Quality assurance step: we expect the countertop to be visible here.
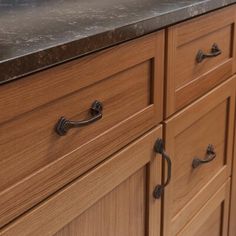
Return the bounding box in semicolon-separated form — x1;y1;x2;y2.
1;0;236;84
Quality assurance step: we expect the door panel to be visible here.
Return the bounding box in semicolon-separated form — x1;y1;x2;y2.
163;77;235;236
178;179;230;236
54;167;147;236
0;126;163;236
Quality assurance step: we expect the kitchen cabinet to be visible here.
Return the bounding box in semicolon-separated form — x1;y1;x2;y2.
0;4;236;236
0;31;164;227
1;127;163;236
163;77;235;236
229;110;236;236
166;6;236;117
177;179;231;236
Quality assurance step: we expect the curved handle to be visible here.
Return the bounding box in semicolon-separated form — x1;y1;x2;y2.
55;100;103;136
153;138;172;199
196;43;221;63
192;144;216;169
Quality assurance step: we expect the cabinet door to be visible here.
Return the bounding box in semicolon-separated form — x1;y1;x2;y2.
0;126;163;236
178;179;231;236
229;107;236;236
163;77;235;236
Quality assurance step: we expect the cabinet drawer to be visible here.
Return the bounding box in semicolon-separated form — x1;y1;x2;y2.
178;179;230;236
0;126;163;236
0;31;164;227
166;6;236;116
163;76;235;236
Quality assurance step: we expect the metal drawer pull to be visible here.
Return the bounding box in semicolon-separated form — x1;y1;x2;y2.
55;100;103;136
196;43;221;63
192;144;216;169
153;138;172;199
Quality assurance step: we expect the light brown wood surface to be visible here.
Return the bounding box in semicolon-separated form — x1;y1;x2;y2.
177;179;231;236
0;126;163;236
163;77;236;236
0;32;163;125
54;167;147;236
0;5;236;236
166;6;236;117
0;31;164;227
229;80;236;236
232;5;236;73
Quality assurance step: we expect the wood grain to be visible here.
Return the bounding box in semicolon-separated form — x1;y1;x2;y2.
0;61;151;191
0;32;161;125
0;126;163;236
166;6;236;117
0;31;165;227
163;77;236;236
233;5;236;73
54;167;147;236
229;75;236;236
177;179;231;236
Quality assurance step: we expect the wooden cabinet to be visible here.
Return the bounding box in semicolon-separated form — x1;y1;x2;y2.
54;168;148;236
0;31;164;227
0;126;163;236
166;6;236;117
163;77;235;236
178;179;231;236
0;5;236;236
229;106;236;236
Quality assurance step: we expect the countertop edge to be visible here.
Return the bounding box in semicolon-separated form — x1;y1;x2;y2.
1;1;235;85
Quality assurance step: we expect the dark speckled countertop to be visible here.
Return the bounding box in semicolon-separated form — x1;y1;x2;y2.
1;0;236;84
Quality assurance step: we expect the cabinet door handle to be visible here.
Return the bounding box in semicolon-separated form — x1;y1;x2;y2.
192;144;216;169
153;138;172;199
55;100;103;136
196;43;221;63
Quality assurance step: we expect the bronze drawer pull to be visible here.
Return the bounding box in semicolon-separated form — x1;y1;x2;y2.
55;100;103;136
192;144;216;169
153;138;172;199
196;43;221;63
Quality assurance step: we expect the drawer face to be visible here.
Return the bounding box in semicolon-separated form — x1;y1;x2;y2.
166;6;236;117
176;25;232;89
0;31;164;227
163;77;235;236
0;126;163;236
0;60;152;191
178;179;230;236
172;100;227;215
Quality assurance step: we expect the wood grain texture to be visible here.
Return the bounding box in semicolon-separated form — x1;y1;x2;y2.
195;205;223;236
0;30;165;227
54;167;147;236
1;61;151;191
175;7;235;46
0;32;161;125
166;6;236;117
0;126;163;236
176;25;232;89
177;179;231;236
229;75;236;236
163;77;236;236
232;5;236;74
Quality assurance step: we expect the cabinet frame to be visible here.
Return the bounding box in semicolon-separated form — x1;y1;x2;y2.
162;77;236;236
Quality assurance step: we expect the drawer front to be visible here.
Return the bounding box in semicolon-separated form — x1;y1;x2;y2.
166;6;236;116
0;126;163;236
178;179;230;236
0;31;164;227
163;77;235;236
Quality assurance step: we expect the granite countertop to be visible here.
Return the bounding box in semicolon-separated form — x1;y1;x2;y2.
1;0;236;84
